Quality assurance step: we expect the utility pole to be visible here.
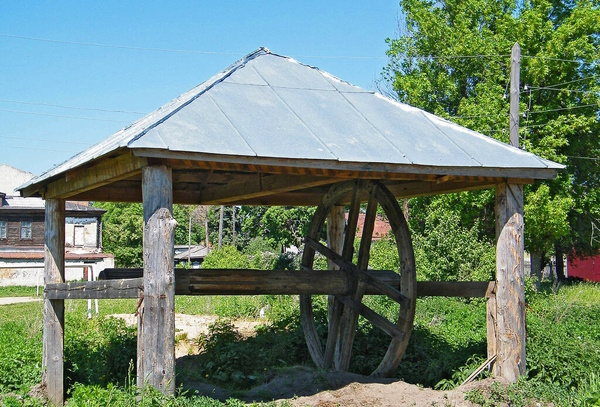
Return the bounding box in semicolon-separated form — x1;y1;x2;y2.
509;42;520;147
218;205;224;249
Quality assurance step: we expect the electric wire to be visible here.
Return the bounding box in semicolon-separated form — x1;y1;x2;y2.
0;98;144;115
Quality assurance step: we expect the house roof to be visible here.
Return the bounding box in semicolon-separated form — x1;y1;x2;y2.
18;48;562;206
0;195;105;216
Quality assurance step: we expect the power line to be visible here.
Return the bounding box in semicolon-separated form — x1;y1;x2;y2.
0;144;81;153
1;135;93;146
524;87;598;95
0;34;244;56
527;104;599;115
567;155;600;161
0;108;129;123
0;98;144;115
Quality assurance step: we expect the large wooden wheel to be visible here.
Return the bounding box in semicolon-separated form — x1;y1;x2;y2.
300;180;416;377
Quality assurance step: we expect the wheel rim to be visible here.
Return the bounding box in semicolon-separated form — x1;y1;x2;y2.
300;180;416;377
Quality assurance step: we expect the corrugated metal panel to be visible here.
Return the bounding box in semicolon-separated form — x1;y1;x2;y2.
19;47;563;191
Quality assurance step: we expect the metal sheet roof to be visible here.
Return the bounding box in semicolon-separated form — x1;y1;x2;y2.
20;47;562;191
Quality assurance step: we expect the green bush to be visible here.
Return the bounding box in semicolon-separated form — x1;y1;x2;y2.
202;245;250;269
0;321;42;393
65;315;137;388
412;207;495;281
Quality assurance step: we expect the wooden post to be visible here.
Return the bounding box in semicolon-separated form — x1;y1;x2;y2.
495;183;526;382
43;198;65;405
139;165;176;394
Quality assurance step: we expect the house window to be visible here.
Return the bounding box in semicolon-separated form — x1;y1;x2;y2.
0;221;6;239
20;221;32;239
74;225;85;247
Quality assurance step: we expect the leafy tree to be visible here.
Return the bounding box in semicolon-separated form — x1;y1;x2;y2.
385;0;600;279
238;206;315;252
201;245;250;269
93;202;144;267
94;202;206;267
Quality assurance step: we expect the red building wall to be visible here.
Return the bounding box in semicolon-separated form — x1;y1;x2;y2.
567;254;600;282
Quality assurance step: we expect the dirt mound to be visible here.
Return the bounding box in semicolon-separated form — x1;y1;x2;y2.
183;366;507;406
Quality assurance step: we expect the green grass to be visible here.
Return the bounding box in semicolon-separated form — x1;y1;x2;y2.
0;286;39;297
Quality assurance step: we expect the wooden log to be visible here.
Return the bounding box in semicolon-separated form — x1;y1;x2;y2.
43;199;65;406
95;268;494;298
141;165;176;395
495;182;526;382
45;279;143;299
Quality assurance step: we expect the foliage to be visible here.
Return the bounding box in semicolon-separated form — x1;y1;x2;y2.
93;203;207;267
190;304;317;390
412;206;496;281
64;315;137;388
93;202;144;267
385;0;600;261
201;245;251;269
239;206;315;251
0;286;37;298
0;319;42;394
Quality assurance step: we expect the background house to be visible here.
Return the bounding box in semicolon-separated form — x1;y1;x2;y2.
0;164;113;286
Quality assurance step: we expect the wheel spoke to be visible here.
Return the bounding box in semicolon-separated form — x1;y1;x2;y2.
357;184;379;271
342;181;362;262
336;295;405;341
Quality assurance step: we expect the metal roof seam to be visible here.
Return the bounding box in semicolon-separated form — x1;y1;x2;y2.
250;64;340;160
204;92;258;157
336;89;410;162
128;48;270;146
419;111;485;167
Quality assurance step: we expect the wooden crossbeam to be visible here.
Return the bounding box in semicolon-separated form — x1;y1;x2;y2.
197;174;339;205
45;269;495;300
46;278;143;299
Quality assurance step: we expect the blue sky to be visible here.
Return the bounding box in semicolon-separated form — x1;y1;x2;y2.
0;1;402;177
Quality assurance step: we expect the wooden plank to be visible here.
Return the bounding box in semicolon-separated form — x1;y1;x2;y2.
141;165;176;395
43;199;65;406
45;279;143;299
416;281;492;297
494;182;525;382
96;268;493;298
185;269;349;295
198;174;338;204
135;149;556;180
28;152;147;199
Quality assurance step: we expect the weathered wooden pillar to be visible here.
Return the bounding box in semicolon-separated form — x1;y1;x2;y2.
43;198;65;405
139;165;177;394
494;183;526;382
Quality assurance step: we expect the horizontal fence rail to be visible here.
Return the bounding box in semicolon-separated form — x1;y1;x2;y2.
44;268;495;300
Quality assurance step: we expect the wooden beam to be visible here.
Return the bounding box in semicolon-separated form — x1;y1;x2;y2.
45;278;143;299
43;199;65;406
197;174;339;205
416;281;493;297
140;165;176;394
495;182;525;382
32;153;148;199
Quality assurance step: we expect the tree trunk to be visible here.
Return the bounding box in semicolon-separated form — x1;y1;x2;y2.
530;251;543;291
555;245;565;281
218;205;224;249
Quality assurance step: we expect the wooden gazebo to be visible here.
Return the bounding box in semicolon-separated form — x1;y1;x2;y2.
19;48;561;405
